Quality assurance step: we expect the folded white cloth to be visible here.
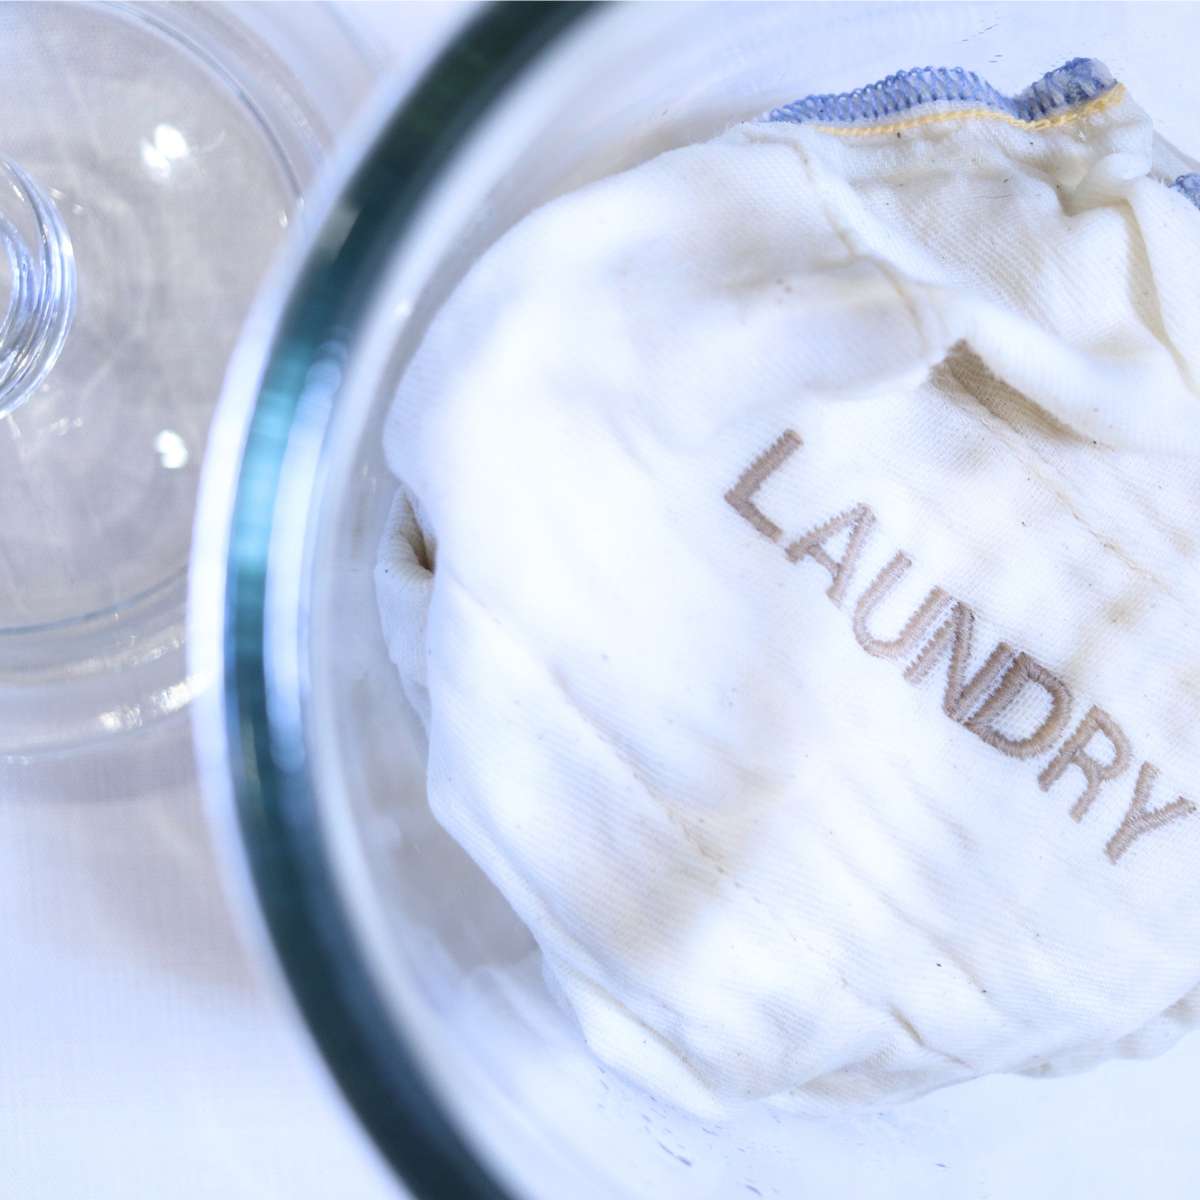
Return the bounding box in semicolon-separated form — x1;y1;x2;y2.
377;59;1200;1117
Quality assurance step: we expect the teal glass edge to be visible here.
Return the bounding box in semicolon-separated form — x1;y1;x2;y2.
223;5;597;1197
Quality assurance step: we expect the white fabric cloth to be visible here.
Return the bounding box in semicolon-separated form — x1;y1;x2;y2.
378;61;1200;1118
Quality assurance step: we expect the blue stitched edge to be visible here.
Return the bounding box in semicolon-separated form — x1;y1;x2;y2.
1173;174;1200;210
766;57;1116;126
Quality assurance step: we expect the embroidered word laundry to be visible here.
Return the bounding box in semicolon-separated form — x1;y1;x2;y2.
726;429;1197;865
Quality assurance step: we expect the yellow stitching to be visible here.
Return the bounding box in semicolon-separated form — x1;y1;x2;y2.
810;83;1126;139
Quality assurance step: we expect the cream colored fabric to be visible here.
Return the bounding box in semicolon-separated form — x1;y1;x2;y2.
377;65;1200;1117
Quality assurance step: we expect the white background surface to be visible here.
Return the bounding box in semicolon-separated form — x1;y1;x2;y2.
0;5;467;1198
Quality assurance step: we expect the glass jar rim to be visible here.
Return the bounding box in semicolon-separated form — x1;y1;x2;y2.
192;6;597;1198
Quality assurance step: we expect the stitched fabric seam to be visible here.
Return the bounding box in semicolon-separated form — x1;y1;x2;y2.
766;58;1117;128
809;84;1124;139
761;57;1198;209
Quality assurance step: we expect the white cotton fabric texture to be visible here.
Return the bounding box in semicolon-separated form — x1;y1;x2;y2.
377;67;1200;1118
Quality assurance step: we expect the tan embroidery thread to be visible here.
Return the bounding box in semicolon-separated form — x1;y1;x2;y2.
904;602;1013;723
786;504;876;607
965;653;1074;760
853;552;951;660
1039;706;1132;822
724;429;802;542
725;430;1197;864
1105;762;1198;864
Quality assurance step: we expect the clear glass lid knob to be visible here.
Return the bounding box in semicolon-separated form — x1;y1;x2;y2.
0;156;75;417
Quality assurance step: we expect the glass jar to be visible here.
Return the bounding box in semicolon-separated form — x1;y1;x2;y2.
190;5;1200;1198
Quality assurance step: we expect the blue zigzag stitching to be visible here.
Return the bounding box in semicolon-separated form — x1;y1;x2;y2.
766;57;1116;126
1173;174;1200;210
